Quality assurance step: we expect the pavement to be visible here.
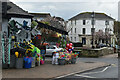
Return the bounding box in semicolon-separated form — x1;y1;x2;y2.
2;59;109;79
3;53;118;79
101;53;118;58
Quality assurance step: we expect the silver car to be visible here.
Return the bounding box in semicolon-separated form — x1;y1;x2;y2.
46;45;63;56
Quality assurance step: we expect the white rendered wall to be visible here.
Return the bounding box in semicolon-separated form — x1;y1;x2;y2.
67;19;114;42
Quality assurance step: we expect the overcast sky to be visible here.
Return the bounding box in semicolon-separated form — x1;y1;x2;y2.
10;0;119;20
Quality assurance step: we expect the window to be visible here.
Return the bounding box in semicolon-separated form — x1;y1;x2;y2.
83;20;86;25
75;28;76;33
75;19;76;25
74;37;76;41
71;20;72;25
71;37;72;41
105;20;109;25
102;39;104;43
71;28;72;33
83;28;86;34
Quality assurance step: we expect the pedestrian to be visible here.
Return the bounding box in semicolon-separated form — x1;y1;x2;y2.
52;51;59;65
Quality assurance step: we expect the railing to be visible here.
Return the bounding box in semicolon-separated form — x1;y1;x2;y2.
1;33;11;64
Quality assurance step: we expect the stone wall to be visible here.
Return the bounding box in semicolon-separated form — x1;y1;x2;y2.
80;47;114;57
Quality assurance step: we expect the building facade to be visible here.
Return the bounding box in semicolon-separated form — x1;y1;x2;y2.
67;12;115;47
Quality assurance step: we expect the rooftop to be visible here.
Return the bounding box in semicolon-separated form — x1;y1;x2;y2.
30;12;51;17
69;12;115;21
3;2;33;17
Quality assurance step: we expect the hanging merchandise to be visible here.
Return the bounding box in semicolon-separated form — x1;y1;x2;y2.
15;52;19;58
22;20;31;30
31;21;38;29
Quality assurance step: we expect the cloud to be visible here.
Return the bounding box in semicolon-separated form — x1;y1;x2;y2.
11;1;118;20
10;0;120;2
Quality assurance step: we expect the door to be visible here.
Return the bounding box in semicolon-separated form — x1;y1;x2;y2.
82;37;86;45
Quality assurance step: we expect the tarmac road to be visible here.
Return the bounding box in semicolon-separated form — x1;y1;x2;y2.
54;56;118;80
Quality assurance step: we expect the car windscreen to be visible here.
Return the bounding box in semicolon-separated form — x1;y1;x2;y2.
46;46;55;49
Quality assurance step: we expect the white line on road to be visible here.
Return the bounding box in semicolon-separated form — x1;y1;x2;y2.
82;66;109;75
55;65;110;79
74;74;96;78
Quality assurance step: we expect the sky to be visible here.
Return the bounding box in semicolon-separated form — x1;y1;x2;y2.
10;0;119;20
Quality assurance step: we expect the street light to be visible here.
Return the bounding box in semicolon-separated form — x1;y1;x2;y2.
105;20;109;46
91;12;95;48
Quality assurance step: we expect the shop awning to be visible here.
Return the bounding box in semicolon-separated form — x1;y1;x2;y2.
36;21;68;35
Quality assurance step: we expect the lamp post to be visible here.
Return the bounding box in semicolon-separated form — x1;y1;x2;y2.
105;20;109;46
91;12;95;48
117;36;120;57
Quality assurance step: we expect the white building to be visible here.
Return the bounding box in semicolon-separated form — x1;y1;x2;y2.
67;12;115;47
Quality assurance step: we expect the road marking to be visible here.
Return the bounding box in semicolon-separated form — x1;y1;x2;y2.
74;74;96;78
82;66;109;75
55;65;109;79
55;72;77;79
111;64;117;67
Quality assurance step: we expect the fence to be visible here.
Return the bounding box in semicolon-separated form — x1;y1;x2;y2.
1;32;11;64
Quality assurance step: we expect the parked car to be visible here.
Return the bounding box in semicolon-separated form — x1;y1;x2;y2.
46;45;63;56
96;43;107;48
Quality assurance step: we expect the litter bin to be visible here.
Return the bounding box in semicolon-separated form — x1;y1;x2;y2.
31;57;35;67
9;55;16;68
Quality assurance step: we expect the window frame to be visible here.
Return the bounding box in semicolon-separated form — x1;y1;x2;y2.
83;20;86;25
82;28;86;34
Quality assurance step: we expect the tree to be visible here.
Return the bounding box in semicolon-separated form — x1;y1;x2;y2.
95;29;111;44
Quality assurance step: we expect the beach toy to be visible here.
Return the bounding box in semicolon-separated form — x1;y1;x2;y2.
15;52;19;58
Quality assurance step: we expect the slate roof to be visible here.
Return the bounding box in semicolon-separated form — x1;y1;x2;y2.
69;12;115;21
30;13;51;18
6;2;33;17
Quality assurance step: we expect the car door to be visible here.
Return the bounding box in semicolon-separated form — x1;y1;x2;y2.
46;46;55;56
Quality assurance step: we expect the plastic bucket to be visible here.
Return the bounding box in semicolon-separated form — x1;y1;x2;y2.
9;55;16;68
31;57;35;68
24;62;31;68
58;59;65;65
71;58;76;64
15;58;23;69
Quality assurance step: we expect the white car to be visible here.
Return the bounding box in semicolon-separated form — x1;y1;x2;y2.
46;45;63;56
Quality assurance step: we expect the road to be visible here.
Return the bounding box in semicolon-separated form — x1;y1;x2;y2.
53;55;118;80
